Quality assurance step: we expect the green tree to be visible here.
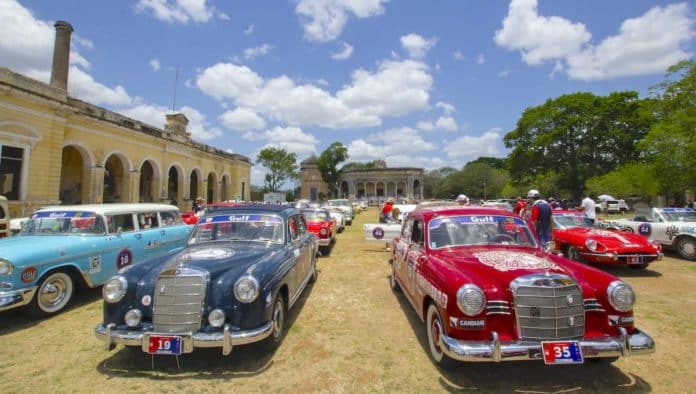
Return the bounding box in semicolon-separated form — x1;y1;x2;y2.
317;142;349;198
504;92;652;199
639;60;696;198
585;163;659;199
256;147;299;192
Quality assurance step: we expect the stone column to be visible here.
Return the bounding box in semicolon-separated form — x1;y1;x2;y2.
129;170;140;203
89;166;105;203
50;21;73;90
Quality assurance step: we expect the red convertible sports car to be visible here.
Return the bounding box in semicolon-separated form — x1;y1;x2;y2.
389;205;655;366
552;210;662;269
301;208;336;255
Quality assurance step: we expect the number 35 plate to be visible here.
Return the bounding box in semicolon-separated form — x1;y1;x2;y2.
147;335;182;355
541;341;583;364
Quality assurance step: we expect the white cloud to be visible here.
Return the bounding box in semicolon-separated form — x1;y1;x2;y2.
435;116;457;131
476;53;486;64
149;59;161;72
252;126;319;158
244;24;254;35
244;43;272;60
443;129;503;160
331;42;354;60
494;0;591;65
295;0;388;42
120;103;221;141
436;101;455;115
67;67;134;106
566;3;695;80
196;59;432;129
0;0;58;75
498;70;510;78
218;12;229;21
400;33;437;59
345;127;436;164
134;0;216;24
219;107;266;131
495;0;694;80
417;121;435;131
453;50;464;61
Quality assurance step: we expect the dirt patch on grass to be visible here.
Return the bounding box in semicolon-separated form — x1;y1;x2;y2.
1;207;694;393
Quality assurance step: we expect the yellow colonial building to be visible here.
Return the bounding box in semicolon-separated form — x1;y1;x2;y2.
0;21;250;218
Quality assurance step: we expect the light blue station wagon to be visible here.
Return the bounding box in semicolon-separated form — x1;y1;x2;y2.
0;203;192;316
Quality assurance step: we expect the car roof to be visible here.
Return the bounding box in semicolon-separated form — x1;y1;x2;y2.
33;203;180;215
413;205;518;220
206;204;297;218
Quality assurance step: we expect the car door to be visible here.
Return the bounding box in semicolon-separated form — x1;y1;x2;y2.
405;219;425;303
157;210;190;254
294;214;313;285
393;219;412;289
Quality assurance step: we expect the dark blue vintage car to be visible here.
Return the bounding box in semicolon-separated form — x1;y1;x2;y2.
95;205;318;356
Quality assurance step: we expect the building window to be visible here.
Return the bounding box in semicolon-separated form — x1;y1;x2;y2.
0;145;23;200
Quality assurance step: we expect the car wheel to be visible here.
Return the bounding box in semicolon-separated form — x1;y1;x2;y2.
566;246;584;263
426;303;455;368
27;270;75;317
676;237;696;261
309;249;318;283
389;262;400;292
620;227;634;233
261;294;287;350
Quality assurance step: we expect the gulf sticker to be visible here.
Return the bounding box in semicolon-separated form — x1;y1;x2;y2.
638;223;651;236
116;249;133;270
21;267;38;283
372;227;385;239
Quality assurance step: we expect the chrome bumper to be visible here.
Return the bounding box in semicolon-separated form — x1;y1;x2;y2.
95;321;274;356
317;237;332;246
440;327;655;362
0;287;37;312
581;251;663;262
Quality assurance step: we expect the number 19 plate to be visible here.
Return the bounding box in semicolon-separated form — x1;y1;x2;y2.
147;335;182;355
541;341;583;364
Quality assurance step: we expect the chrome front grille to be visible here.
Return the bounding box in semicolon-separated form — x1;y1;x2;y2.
511;274;585;341
152;267;207;333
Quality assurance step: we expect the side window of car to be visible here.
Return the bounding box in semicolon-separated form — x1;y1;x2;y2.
288;216;300;240
402;219;413;239
297;215;308;235
159;211;182;227
109;213;135;233
137;212;159;229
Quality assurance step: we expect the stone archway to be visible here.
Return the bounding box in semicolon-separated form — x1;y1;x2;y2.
340;181;349;199
139;160;160;202
59;145;88;204
206;172;217;203
103;154;128;203
413;179;422;200
167;165;184;206
189;169;201;201
220;175;229;201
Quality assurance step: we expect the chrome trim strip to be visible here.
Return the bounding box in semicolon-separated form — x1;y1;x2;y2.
439;328;655;362
583;298;606;312
95;321;274;355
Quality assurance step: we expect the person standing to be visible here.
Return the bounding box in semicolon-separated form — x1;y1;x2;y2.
578;193;597;224
513;196;527;216
528;189;553;244
455;194;470;206
380;198;394;223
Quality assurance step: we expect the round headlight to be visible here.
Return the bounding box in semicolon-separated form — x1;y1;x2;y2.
585;239;598;251
456;284;486;316
320;228;328;236
0;259;14;275
103;276;128;303
124;309;142;327
234;276;260;303
208;309;226;327
607;281;635;312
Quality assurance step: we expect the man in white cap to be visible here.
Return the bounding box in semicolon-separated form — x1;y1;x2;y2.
456;194;470;206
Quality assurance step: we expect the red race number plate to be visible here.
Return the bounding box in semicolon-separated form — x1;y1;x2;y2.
147;335;182;355
541;341;583;364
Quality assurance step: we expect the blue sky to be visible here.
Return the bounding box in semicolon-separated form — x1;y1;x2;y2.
1;0;694;186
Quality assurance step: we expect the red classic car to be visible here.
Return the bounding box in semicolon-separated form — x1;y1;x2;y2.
552;210;662;269
389;205;655;366
301;208;336;255
182;202;244;225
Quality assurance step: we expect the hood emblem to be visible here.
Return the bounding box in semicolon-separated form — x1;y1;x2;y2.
566;294;574;305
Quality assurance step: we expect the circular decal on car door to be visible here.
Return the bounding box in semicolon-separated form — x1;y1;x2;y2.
21;267;38;283
372;227;385;239
638;223;651;236
116;249;133;270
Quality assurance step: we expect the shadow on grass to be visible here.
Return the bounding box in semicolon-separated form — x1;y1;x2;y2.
94;280;316;380
599;264;663;278
387;275;652;394
0;286;102;335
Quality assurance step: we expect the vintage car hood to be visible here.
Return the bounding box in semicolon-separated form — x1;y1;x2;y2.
555;227;652;248
133;241;281;285
0;235;100;266
430;246;613;298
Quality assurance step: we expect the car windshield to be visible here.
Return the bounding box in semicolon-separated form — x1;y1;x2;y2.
188;214;284;244
659;209;696;222
20;211;105;235
302;209;330;221
328;200;349;207
428;215;537;249
553;213;594;228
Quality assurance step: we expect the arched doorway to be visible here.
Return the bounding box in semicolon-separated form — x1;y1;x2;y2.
206;172;217;203
60;146;86;204
413;179;422;200
167;166;182;205
189;170;200;201
340;181;349;199
220;175;229;201
139;160;158;202
103;154;127;203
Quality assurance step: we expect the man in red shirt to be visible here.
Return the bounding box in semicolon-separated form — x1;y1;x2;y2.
513;196;527;216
